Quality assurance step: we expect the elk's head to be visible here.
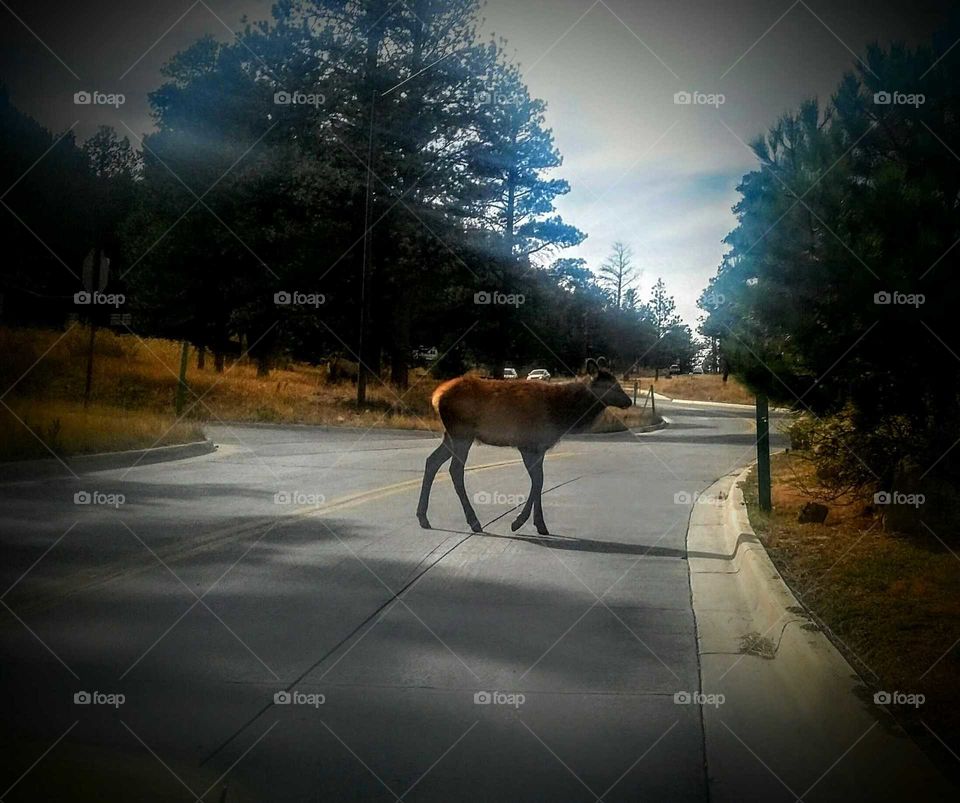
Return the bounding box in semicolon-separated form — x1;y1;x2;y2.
585;357;632;409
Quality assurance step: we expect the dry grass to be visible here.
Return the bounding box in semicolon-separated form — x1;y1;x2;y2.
590;406;658;433
0;401;205;462
631;373;754;405
0;325;665;459
0;325;438;460
742;452;960;775
0;324;441;428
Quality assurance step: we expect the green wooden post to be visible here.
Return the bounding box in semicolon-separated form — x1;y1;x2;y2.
650;385;656;421
175;341;189;417
633;380;638;405
756;393;772;511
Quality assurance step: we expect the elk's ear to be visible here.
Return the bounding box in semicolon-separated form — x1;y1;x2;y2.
596;356;608;369
585;358;599;377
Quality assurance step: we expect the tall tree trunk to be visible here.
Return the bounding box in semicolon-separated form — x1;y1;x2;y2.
505;136;518;255
196;344;206;370
213;308;228;373
390;301;410;389
357;5;385;406
384;1;426;394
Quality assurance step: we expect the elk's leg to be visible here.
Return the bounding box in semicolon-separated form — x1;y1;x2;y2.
449;436;482;533
529;449;549;535
417;432;454;529
511;448;538;532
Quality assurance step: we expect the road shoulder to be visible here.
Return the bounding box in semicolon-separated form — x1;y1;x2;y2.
687;466;954;802
0;439;217;483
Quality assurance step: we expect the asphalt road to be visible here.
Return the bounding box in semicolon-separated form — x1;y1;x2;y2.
0;401;788;801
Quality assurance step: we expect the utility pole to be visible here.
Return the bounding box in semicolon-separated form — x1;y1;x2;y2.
756;393;772;511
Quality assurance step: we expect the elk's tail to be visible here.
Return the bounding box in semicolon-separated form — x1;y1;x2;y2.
431;378;459;414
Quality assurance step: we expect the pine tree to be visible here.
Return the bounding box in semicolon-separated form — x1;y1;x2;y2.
649;277;680;337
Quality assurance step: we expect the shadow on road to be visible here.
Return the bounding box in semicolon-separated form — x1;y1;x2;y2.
475;529;759;562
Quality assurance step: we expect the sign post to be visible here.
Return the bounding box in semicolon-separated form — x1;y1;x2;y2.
756;393;772;511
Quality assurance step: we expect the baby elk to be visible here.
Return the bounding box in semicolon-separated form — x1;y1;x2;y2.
416;358;632;535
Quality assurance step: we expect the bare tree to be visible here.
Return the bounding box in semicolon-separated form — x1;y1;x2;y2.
597;241;638;308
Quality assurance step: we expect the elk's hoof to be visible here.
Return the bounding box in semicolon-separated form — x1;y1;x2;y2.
417;514;431;530
536;525;550;536
510;517;524;532
469;520;483;533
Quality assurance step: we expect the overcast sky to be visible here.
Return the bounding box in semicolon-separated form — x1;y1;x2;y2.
0;0;953;325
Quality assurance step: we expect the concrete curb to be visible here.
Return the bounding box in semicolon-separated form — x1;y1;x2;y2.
631;419;667;434
657;396;793;413
0;440;217;483
688;466;954;802
208;420;438;438
581;417;666;437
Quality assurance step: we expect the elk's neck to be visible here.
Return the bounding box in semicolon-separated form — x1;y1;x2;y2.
559;383;605;433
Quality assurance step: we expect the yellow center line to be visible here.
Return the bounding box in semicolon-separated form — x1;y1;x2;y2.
9;451;574;614
295;451;574;518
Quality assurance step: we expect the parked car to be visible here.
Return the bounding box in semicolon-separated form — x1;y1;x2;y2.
526;368;551;381
412;345;439;361
692;365;704;374
503;367;518;379
669;363;681;376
